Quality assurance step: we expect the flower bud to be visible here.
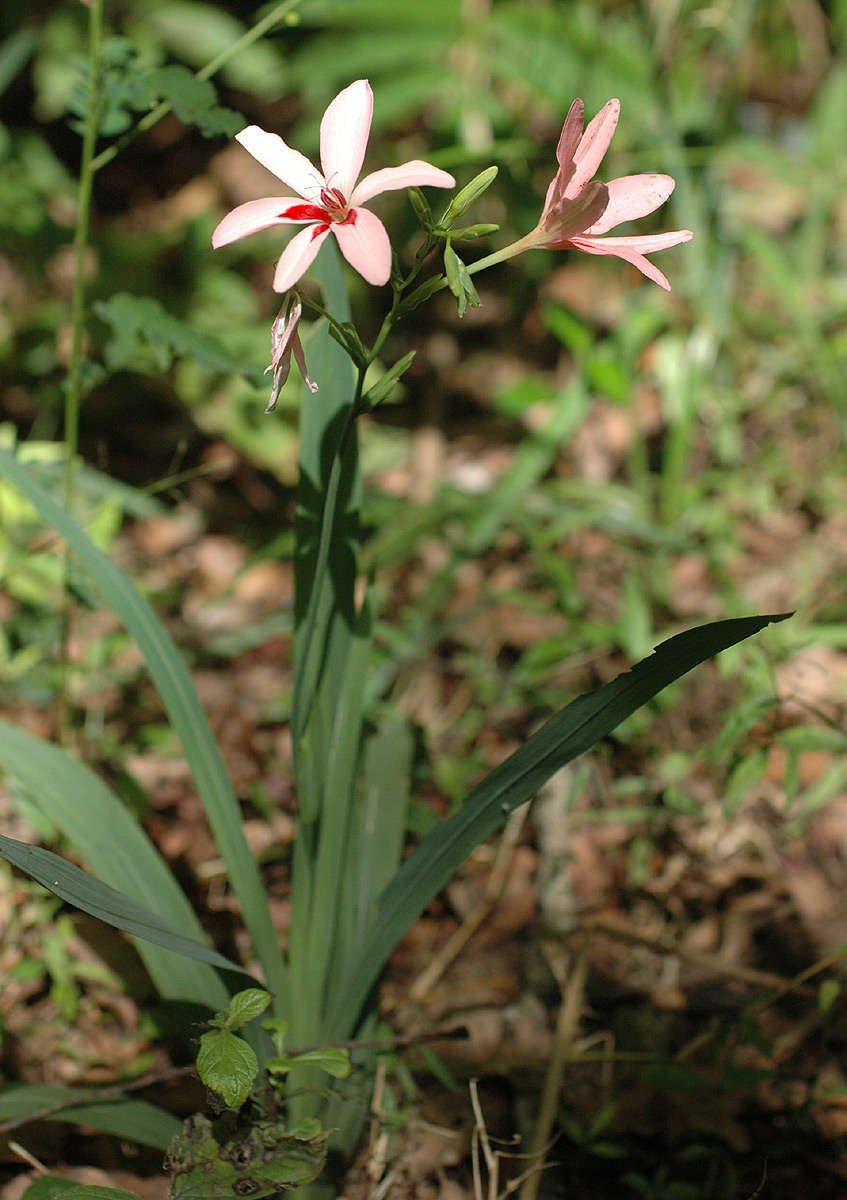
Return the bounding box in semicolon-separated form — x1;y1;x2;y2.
439;165;498;227
449;222;500;241
407;187;433;229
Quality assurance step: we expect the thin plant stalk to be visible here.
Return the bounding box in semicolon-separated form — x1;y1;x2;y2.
64;0;103;506
58;0;103;736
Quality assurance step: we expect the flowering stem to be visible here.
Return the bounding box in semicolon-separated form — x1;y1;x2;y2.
466;231;541;274
89;0;306;175
298;293;364;364
291;368;365;761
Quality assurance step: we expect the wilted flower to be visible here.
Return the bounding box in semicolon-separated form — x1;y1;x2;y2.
528;98;693;291
212;80;455;292
265;293;317;411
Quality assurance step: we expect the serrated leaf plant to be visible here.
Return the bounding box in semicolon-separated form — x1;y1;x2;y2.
0;2;791;1195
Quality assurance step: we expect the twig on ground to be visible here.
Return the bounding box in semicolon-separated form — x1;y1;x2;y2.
578;919;810;993
519;942;589;1200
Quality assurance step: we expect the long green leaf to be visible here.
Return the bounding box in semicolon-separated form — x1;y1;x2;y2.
0;446;288;1013
0;718;230;1006
0;1084;180;1149
0;833;249;976
326;612;791;1034
288;240;362;1051
305;592;372;1022
291;238;358;776
332;715;413;1006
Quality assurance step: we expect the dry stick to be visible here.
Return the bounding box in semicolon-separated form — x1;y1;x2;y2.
519;943;589;1200
365;1058;390;1199
470;1078;498;1200
409;803;530;1003
9;1142;45;1172
577;919;808;994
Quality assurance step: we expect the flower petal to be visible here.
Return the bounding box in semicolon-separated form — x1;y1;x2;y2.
578;230;694;252
292;331;319;394
332;207;392;285
557;98;585;171
351;161;455;207
236;126;324;198
320;79;373;200
273;223;331;292
569;235;679;290
583;174;676;234
538;180;609;244
540;99;586;219
212;197;302;248
565;98;620;197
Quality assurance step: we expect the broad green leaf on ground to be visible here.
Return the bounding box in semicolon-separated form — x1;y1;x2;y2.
0;833;250;977
325;612;791;1035
0;1084;180;1148
0;718;230;1006
197;1028;258;1109
0;447;288;1013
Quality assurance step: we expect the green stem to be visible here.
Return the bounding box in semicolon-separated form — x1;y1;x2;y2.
59;0;103;736
466;230;540;274
64;0;103;505
290;221;541;736
89;0;306;175
290;371;365;760
373;229;540;349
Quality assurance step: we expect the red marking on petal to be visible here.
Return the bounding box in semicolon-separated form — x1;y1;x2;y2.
310;223;330;240
280;204;330;221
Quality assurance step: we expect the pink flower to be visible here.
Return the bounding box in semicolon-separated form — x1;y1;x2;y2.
265;293;318;411
212;80;455;292
533;98;693;291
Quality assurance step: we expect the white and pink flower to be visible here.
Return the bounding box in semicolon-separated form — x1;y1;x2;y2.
212;80;455;292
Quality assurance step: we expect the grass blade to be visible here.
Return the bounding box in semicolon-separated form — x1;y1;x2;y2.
326;613;791;1034
0;1084;179;1149
0;718;231;1005
0;446;288;1012
0;833;250;976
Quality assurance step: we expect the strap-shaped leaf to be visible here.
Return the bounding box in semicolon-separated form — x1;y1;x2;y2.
0;833;250;976
0;444;288;1012
0;1084;179;1149
326;612;791;1034
0;717;229;1007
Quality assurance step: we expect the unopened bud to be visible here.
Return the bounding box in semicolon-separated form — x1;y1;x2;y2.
439;165;498;227
449;222;500;241
407;187;433;229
